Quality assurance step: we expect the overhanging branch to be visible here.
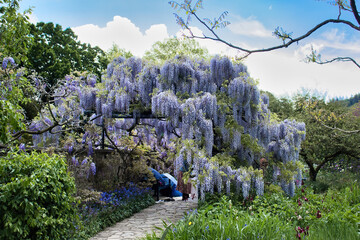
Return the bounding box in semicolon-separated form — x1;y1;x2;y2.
190;17;360;58
318;120;360;134
314;56;360;69
174;2;360;60
350;0;360;25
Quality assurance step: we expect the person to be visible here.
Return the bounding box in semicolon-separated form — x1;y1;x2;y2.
176;159;192;201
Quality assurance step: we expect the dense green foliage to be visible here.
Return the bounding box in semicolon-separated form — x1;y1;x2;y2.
146;183;360;240
0;151;79;240
308;163;360;193
0;0;32;63
297;95;360;181
105;43;134;62
1;0;109;138
0;56;35;143
27;22;107;86
0;100;25;143
347;93;360;106
262;91;294;120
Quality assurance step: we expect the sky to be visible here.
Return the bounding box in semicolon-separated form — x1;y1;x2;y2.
20;0;360;99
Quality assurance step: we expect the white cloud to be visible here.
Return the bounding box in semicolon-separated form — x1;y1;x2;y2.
177;26;240;57
228;15;272;38
27;13;39;24
244;49;360;99
295;29;360;59
319;29;360;53
322;28;345;43
294;43;325;60
72;16;169;56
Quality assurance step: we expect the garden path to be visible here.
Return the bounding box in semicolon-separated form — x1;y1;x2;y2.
90;197;198;240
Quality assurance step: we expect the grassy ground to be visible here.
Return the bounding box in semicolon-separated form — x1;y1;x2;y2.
144;169;360;240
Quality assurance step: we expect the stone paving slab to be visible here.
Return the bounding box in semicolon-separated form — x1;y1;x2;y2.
90;198;198;240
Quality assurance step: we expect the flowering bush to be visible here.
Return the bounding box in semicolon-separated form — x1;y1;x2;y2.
76;184;154;239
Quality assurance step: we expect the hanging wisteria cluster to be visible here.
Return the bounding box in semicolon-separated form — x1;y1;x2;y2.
29;55;305;198
174;142;264;200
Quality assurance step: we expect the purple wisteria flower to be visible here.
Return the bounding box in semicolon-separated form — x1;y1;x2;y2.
19;143;25;152
16;71;24;80
68;145;74;154
87;75;97;87
90;162;96;175
88;142;93;156
81;158;88;165
2;57;15;70
72;156;79;166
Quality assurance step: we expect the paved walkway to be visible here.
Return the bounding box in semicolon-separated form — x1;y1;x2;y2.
90;197;198;240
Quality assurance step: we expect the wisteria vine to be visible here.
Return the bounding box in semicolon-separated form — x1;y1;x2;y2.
23;55;305;198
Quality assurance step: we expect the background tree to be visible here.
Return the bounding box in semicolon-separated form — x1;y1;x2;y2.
268;93;360;181
262;91;295;121
143;37;210;64
26;22;107;86
105;43;133;62
334;92;360;106
298;95;360;181
0;0;32;63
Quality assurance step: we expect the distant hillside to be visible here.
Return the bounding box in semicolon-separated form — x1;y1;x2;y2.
333;93;360;107
347;93;360;106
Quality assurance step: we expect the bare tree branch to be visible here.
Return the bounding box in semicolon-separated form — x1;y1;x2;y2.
315;56;360;68
315;148;360;172
47;101;59;126
103;127;124;156
189;16;360;58
318;120;360;134
11;118;72;140
172;1;360;61
350;0;360;25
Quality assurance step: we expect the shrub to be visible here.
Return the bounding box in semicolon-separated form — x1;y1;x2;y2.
0;151;79;240
315;168;359;191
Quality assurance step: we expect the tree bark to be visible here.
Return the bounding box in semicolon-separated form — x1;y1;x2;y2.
308;166;318;182
301;155;318;181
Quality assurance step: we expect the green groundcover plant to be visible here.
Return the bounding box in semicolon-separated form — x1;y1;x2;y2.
0;150;79;240
145;184;360;240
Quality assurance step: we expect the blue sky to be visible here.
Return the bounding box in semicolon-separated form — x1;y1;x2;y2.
20;0;360;98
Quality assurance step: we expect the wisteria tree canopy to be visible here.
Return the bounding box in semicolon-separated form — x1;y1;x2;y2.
18;54;305;199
